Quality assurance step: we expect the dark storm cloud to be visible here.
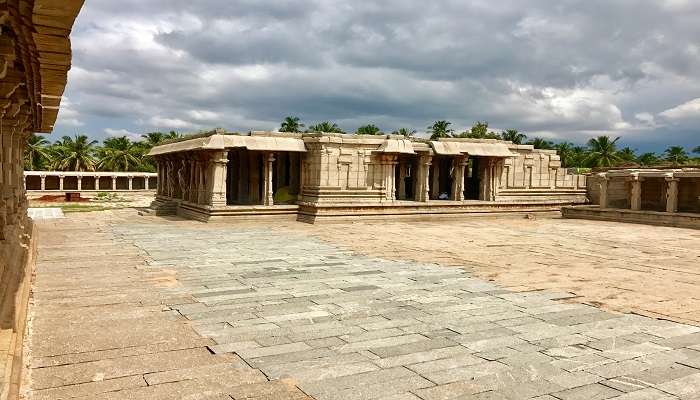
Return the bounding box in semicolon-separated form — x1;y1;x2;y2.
55;0;700;151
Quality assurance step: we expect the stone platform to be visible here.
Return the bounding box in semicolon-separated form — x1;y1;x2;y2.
25;210;700;399
562;206;700;230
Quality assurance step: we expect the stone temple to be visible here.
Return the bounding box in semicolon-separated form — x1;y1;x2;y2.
149;131;588;223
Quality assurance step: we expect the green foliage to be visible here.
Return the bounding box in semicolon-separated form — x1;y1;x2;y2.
355;124;383;135
637;152;660;166
97;136;148;172
391;128;417;137
24;134;52;171
585;136;622;167
280;116;304;133
527;138;555;150
616;147;638;163
501;129;527;144
694;146;700;155
49;135;99;171
307;121;345;133
663;146;689;165
428;120;454;140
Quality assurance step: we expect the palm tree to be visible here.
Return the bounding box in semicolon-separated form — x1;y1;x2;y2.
165;131;182;140
585;136;622;168
24;134;52;170
637;152;660;166
355;124;382;135
428;120;453;140
280;116;304;133
528;138;555;150
554;142;575;168
693;146;700;155
50;135;98;171
569;146;589;168
307;122;345;133
501;129;527;144
141;132;166;148
617;147;638;163
663;146;689;166
97;136;146;172
391;128;416;137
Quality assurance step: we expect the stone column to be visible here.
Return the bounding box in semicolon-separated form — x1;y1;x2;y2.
77;176;82;191
23;175;27;192
451;156;468;201
95;176;100;191
209;150;229;207
630;176;642;211
59;175;65;191
666;177;680;213
398;162;407;200
249;152;260;204
40;175;46;191
598;174;609;208
198;161;207;205
144;176;149;191
415;154;432;202
128;176;133;191
112;176;117;191
262;152;275;206
431;161;440;199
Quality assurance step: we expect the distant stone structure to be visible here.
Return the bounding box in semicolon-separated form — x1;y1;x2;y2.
0;1;83;398
24;171;158;192
563;168;700;229
149;131;587;222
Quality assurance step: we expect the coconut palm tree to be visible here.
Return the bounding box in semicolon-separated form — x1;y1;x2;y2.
663;146;689;166
24;134;52;170
569;146;589;168
355;124;382;135
554;142;575;168
428;120;453;140
617;147;638;163
50;135;98;171
280;116;304;133
141;132;166;148
527;138;555;150
693;146;700;155
165;131;182;140
585;136;622;167
501;129;527;144
637;152;660;166
97;136;146;172
307;122;345;133
391;128;417;137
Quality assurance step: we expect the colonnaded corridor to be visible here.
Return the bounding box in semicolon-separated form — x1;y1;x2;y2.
26;211;700;399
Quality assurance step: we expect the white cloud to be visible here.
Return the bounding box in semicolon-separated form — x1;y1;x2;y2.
148;116;195;129
659;98;700;121
104;128;141;141
54;97;84;128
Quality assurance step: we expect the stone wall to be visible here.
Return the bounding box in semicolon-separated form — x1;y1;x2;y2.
0;1;82;398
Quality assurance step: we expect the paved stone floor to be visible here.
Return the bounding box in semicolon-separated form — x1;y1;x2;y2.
26;211;700;399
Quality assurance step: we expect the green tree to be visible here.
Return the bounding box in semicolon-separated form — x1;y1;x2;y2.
693;146;700;155
554;142;575;168
355;124;382;135
585;136;622;167
307;121;345;133
24;134;52;171
141;132;166;148
391;128;416;137
501;129;527;144
97;136;147;172
527;138;555;150
50;135;98;171
280;116;304;133
454;121;501;139
428;120;453;140
663;146;689;166
569;146;589;168
165;131;182;140
617;147;638;163
637;152;660;166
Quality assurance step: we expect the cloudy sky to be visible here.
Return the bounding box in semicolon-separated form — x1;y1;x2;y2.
54;0;700;152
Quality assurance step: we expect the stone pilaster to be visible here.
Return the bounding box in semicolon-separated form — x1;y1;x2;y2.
416;154;432;202
666;177;680;213
451;156;468;201
263;152;275;206
629;176;642;211
209;150;229;207
598;174;609;208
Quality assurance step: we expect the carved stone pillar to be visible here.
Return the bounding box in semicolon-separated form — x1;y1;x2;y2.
263;152;275;205
416;154;432;202
598;174;609;208
209;150;229;207
144;176;149;191
77;176;82;191
451;156;468;201
112;176;117;191
59;175;65;191
431;161;440;200
198;160;207;205
94;176;100;191
629;176;642;211
666;177;680;213
40;175;46;191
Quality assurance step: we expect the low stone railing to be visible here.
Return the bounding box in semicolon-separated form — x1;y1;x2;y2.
24;171;158;192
